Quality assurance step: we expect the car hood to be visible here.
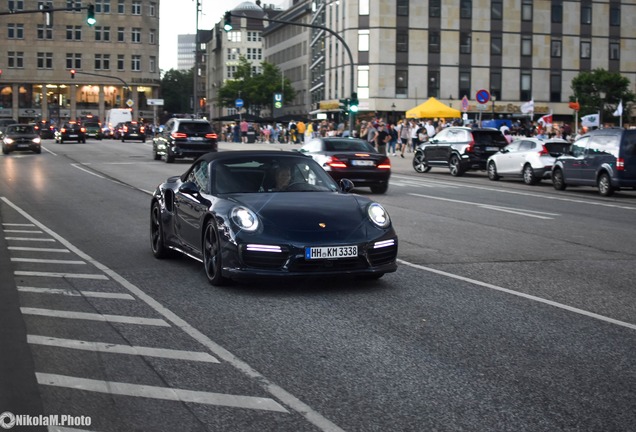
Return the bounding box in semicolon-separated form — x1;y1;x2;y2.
227;192;379;243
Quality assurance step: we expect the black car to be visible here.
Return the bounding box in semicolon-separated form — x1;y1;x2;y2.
150;151;398;285
121;121;146;142
84;121;103;140
552;128;636;196
300;137;391;194
55;121;86;143
2;123;41;154
413;127;508;176
152;118;218;163
34;120;56;139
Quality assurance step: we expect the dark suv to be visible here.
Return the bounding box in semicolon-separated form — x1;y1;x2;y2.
413;127;508;176
121;121;146;142
55;121;86;143
152;118;218;163
552;128;636;196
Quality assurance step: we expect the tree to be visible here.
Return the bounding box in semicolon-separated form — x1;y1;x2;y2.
570;69;634;122
159;68;193;117
217;57;296;116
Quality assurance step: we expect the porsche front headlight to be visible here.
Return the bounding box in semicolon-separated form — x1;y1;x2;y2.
367;203;390;228
231;206;259;231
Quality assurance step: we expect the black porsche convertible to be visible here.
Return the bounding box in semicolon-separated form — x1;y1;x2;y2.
150;151;398;285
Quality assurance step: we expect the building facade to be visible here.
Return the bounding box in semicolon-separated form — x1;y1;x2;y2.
177;34;196;71
0;0;161;124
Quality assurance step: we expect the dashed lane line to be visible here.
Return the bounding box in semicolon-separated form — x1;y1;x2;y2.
18;286;135;300
20;307;171;327
14;271;108;280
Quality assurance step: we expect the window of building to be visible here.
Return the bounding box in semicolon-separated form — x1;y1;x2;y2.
132;28;141;43
610;6;620;26
460;32;471;54
149;56;156;73
551;39;562;57
520;71;532;101
37;52;53;69
8;1;24;10
37;24;53;40
358;30;369;52
359;0;369;15
459;69;471;98
490;71;501;100
429;0;441;18
226;31;241;43
397;0;408;16
117;54;124;70
149;2;156;16
357;66;369;99
247;31;261;42
117;0;124;14
65;53;82;69
227;65;236;79
8;51;24;68
96;0;110;13
397;32;408;52
460;0;472;19
66;25;82;41
521;35;532;56
581;5;592;24
131;55;141;71
580;41;591;59
550;73;561;102
428;71;439;98
491;0;502;20
491;35;502;56
551;4;562;23
149;29;156;44
117;27;125;42
396;69;408;96
429;31;440;53
95;26;110;41
610;41;620;60
521;0;532;21
95;53;111;70
132;0;142;15
8;24;24;39
66;0;82;9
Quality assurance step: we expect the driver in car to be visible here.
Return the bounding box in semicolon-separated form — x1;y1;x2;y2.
272;165;292;191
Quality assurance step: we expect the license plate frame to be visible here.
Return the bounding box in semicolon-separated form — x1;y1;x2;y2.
305;245;358;260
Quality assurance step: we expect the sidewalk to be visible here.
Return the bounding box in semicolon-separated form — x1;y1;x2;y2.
217;140;414;174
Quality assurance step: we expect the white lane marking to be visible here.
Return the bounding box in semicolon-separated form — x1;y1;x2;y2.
18;286;135;300
71;163;106;179
4;229;44;233
15;270;108;280
28;335;219;363
397;259;636;331
409;193;559;219
36;373;288;413
2;223;35;226
5;237;56;242
12;258;86;265
20;307;171;327
9;246;70;253
2;196;345;432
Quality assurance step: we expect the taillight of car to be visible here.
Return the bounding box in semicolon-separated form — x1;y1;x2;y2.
539;145;549;156
377;157;391;169
617;157;625;171
80;127;86;133
123;126;129;132
172;132;188;139
205;133;217;139
326;156;347;168
466;137;475;153
61;128;67;133
140;126;145;133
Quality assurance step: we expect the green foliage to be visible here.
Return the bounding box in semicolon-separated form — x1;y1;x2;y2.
570;69;634;119
160;68;193;115
217;57;296;115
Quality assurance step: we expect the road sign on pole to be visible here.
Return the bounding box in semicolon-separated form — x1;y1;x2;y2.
476;89;490;104
235;98;244;109
461;96;469;112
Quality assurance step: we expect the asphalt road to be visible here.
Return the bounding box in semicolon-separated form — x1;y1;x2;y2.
0;137;635;432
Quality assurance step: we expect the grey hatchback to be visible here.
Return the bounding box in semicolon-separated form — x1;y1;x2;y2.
552;128;636;196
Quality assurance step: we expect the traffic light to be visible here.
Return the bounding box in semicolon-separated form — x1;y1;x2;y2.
70;69;76;79
349;92;359;113
87;5;96;26
223;11;232;32
339;98;350;112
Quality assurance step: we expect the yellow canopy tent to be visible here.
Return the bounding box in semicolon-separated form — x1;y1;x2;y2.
405;97;461;119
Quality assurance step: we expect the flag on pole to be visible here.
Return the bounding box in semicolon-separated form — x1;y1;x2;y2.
568;101;580;111
537;113;553;127
520;99;534;114
581;113;600;128
613;100;623;117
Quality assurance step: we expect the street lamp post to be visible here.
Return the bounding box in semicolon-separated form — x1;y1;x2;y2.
599;91;606;128
391;103;396;123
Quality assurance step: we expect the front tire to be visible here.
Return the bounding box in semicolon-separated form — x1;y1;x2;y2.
449;154;464;176
487;161;500;181
597;172;615;196
523;164;537;185
552;168;566;190
203;221;229;286
412;151;431;173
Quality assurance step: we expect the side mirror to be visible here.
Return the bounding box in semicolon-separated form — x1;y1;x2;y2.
339;178;355;193
179;181;200;196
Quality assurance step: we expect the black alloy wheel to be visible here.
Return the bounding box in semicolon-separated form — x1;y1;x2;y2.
448;155;464;176
412;151;431;173
150;202;169;258
203;220;229;286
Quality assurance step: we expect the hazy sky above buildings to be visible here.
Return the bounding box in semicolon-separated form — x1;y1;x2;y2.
159;0;287;72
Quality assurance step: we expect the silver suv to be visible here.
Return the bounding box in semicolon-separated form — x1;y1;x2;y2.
152;118;218;163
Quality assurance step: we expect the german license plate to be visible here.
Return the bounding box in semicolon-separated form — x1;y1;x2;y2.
486;146;500;151
68;134;77;138
305;245;358;260
189;137;203;141
351;160;374;166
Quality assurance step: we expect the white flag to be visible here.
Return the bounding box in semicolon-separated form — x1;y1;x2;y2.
613;100;623;117
581;113;600;128
520;99;534;114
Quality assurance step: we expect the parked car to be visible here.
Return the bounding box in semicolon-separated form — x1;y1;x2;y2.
552;128;636;196
487;137;571;184
54;121;86;143
299;137;391;194
152;118;218;163
121;121;146;142
34;120;56;139
413;127;508;176
2;123;41;154
83;121;103;140
150;151;398;285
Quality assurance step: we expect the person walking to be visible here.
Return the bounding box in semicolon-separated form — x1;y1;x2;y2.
399;120;412;158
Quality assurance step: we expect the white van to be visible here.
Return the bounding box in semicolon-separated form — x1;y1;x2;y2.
103;108;133;137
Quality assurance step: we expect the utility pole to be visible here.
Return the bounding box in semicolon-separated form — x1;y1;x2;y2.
193;1;201;117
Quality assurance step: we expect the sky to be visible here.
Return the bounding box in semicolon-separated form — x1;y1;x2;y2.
159;0;286;72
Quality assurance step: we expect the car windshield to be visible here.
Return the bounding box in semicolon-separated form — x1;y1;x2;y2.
85;122;100;128
8;125;35;134
212;155;340;194
474;131;508;145
324;140;376;152
178;122;212;134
